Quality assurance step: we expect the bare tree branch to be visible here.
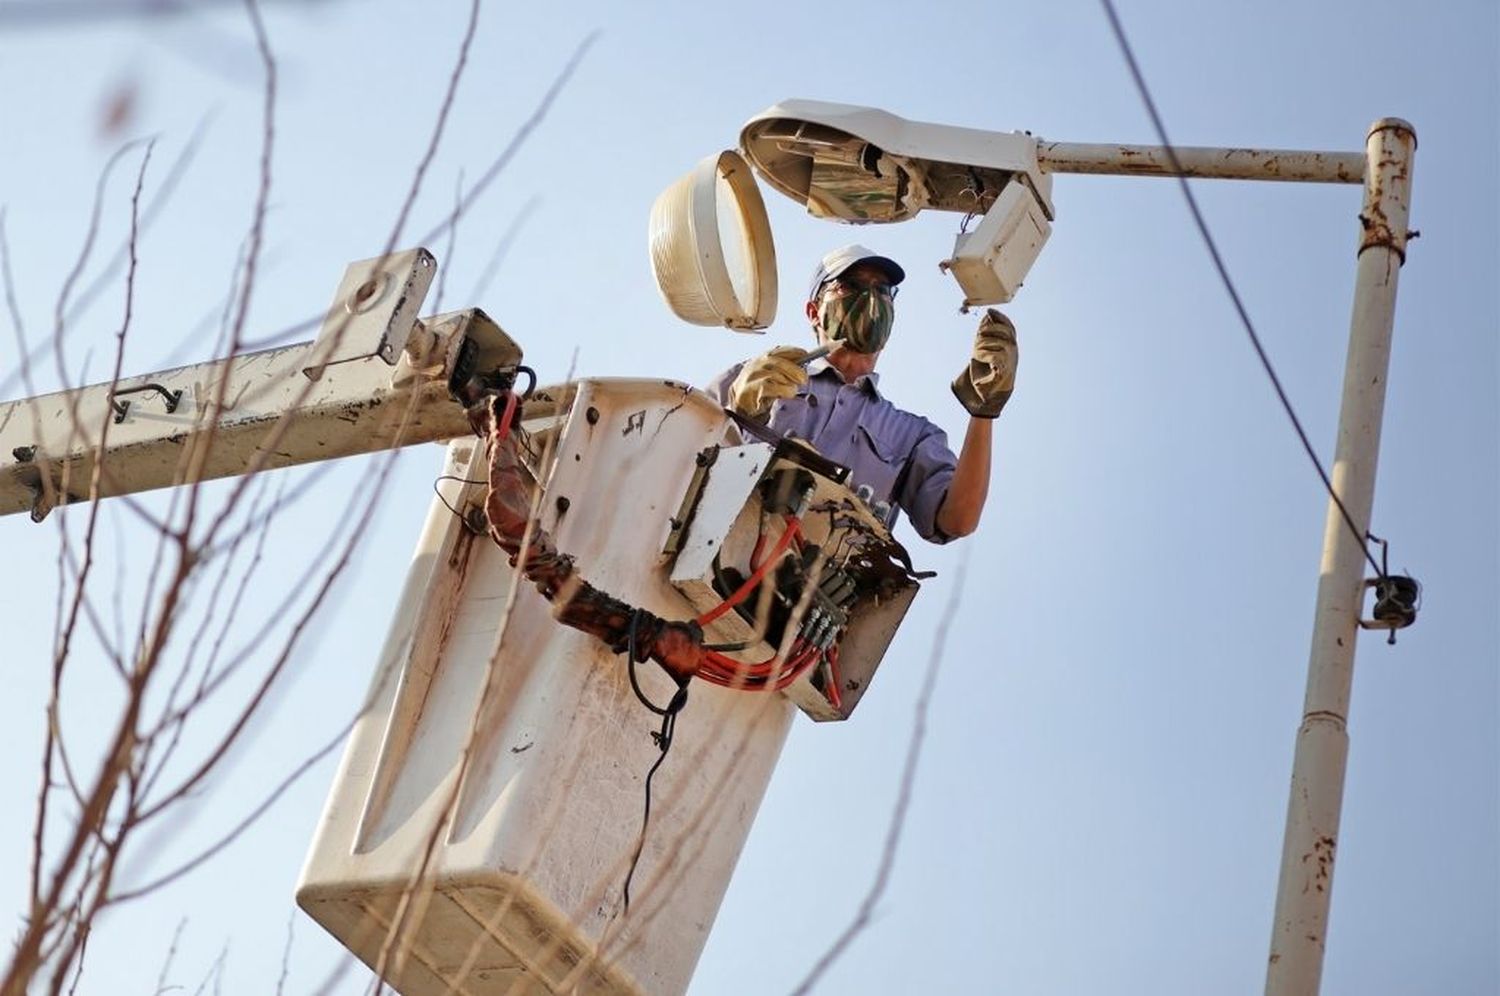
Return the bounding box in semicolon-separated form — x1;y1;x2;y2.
9;143;156;996
385;0;481;259
0;209;37;398
187;943;228;996
221;0;274;361
47;139;150;392
412;31;596;250
433;168;465;313
65;114;214;326
5;6;599;993
241;31;598;352
275;912;295;996
789;555;969;996
54;136;155;681
468;195;539;307
109;719;350;903
151;918;188;996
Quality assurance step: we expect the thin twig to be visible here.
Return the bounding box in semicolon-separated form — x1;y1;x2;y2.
241;32;598;352
0;112;213;399
176;0;277;548
8;143;155;996
152;919;188;996
48;140;148;392
135;475;279;805
413;31;595;250
433;168;464;313
275;912;295;996
468;195;539;306
789;554;968;996
111;720;352;903
58;138;156;677
0;209;37;398
382;0;480;254
187;944;228;996
132;490;374;825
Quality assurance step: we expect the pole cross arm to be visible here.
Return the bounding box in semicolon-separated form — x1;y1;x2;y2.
1036;140;1366;184
0;306;521;522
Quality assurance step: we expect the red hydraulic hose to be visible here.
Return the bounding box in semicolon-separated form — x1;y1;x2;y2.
694;518;801;628
824;645;843;710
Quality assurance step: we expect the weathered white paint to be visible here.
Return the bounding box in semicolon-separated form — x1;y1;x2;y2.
297;380;801;996
0;311;489;521
1265;119;1416;996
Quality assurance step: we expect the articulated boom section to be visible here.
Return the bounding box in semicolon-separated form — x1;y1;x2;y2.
0;248;521;521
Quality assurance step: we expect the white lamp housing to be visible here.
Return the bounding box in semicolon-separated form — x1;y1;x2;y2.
940;179;1052;307
649;150;778;331
739;99;1056;305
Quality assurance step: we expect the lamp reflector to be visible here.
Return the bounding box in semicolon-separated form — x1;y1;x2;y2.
649;150;777;331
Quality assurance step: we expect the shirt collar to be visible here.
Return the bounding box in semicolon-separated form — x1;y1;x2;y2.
808;357;883;398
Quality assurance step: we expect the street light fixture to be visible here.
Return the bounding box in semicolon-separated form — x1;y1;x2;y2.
738;99;1055;308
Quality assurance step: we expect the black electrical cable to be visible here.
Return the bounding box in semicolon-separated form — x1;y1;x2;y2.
625;609;673;717
702;640;753;652
621;609;690;913
431;474;487;525
1098;0;1385;580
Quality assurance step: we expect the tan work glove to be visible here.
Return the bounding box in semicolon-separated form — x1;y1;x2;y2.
951;308;1018;418
728;345;810;420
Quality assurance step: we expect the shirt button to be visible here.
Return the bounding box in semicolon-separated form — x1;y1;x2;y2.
807;395;819;408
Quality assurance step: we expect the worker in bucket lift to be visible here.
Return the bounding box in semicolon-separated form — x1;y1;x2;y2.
708;243;1017;543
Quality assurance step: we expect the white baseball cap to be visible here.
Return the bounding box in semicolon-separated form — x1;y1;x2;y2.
806;244;906;302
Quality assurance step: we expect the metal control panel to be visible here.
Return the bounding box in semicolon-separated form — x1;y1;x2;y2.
664;437;923;721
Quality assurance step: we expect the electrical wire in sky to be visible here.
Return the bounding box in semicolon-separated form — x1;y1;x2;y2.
1098;0;1386;578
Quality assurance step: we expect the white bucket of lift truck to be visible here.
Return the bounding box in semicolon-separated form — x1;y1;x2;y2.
296;378;797;996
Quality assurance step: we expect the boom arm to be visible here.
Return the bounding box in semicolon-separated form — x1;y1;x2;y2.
0;249;521;521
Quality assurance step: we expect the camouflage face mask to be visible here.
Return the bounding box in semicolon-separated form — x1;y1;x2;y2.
818;287;894;354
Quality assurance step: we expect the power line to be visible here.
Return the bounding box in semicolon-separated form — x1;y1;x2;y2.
1098;0;1385;579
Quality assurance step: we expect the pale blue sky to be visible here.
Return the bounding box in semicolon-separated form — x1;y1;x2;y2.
0;1;1495;993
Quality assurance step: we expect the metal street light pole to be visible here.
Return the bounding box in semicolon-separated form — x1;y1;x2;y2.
1038;120;1417;995
1261;118;1416;996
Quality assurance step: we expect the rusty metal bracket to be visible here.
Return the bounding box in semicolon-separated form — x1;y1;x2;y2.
304;248;436;380
107;382;183;424
1359;575;1420;644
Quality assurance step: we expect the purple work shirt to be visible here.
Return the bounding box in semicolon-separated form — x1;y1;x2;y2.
708;359;958;544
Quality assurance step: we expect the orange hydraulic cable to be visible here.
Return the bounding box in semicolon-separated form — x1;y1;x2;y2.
773;644;821;690
694;517;802;628
493;388;519;442
748;530;767;571
699;636;814;688
823;645;843;710
700;644;813;686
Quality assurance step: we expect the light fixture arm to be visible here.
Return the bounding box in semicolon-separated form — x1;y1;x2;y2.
1035;139;1365;183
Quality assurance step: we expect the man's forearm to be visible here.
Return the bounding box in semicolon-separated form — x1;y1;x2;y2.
935;416;993;538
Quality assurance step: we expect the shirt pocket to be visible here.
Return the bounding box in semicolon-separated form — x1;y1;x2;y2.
851;424;905;507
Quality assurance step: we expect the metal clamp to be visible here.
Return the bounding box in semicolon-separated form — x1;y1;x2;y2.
1359;574;1420;644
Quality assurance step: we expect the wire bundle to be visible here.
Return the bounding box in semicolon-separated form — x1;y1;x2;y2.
691;516;829;692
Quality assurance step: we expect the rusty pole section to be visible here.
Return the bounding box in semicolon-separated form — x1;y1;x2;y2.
1264;119;1416;996
1036;140;1365;184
